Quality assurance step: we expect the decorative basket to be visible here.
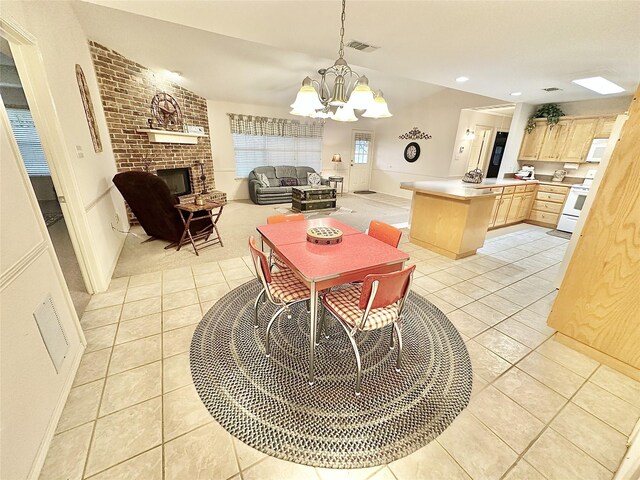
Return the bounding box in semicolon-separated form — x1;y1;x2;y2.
462;168;484;184
306;227;343;245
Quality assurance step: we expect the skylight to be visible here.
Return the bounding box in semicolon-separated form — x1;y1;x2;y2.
572;76;625;95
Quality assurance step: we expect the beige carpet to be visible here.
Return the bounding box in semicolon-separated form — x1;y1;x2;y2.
112;193;410;278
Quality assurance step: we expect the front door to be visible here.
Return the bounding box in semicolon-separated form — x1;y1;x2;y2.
348;130;374;192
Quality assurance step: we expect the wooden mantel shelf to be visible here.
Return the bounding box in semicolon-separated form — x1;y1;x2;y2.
137;129;208;145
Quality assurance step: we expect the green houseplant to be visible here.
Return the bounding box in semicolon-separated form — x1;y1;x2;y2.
526;103;565;133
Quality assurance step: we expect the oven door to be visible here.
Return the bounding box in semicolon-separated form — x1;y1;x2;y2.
562;187;589;217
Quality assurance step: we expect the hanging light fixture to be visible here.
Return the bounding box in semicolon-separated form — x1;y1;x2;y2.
290;0;391;122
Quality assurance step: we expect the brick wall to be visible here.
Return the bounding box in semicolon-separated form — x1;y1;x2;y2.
89;41;225;221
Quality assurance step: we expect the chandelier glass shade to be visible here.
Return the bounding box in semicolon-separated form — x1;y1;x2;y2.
289;0;391;122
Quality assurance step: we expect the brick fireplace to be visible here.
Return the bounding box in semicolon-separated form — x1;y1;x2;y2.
89;41;225;221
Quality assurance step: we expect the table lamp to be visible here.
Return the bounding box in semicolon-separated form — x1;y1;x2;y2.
331;153;342;172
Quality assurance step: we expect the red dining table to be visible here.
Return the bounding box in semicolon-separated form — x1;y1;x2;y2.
256;218;409;384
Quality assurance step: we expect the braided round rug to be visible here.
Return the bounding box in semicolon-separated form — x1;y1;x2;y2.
190;279;472;468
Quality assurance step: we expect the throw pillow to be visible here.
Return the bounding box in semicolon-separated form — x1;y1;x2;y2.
307;172;321;187
256;173;270;188
280;177;298;187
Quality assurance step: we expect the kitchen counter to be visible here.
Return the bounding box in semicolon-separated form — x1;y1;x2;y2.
400;180;498;259
400;181;499;200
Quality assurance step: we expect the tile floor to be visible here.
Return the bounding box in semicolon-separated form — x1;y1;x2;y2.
40;223;640;480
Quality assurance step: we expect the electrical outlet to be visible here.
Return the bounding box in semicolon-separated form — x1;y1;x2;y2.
75;145;84;159
114;213;120;225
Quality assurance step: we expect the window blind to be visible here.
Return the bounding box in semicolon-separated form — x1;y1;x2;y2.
353;131;373;165
233;134;322;177
6;108;50;176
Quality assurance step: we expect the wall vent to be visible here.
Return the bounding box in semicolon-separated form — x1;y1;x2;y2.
542;87;563;92
33;295;69;373
346;40;379;53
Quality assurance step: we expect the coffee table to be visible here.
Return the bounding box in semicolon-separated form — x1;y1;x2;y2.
291;186;336;212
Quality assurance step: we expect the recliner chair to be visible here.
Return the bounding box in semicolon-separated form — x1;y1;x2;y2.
113;171;209;245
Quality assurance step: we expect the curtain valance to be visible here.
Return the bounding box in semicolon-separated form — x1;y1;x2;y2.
227;113;324;138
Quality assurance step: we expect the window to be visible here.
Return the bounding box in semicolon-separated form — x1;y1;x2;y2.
6;108;50;176
229;114;323;176
353;131;373;164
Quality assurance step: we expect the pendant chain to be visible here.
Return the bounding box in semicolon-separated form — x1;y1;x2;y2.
338;0;346;59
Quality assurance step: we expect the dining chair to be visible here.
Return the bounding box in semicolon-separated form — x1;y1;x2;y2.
248;237;311;355
319;264;415;395
368;220;402;248
265;213;305;270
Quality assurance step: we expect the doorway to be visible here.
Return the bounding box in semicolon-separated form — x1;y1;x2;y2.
486;131;509;178
1;37;90;316
466;126;493;173
348;130;374;193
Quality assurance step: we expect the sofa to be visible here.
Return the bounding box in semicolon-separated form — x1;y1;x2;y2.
248;166;327;205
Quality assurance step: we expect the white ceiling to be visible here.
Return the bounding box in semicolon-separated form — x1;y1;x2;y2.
74;0;640;108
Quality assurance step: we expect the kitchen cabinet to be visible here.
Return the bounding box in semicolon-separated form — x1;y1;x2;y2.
493;195;513;227
527;183;570;227
519;122;547;161
518;115;616;162
561;118;597;163
506;194;525;223
537;120;570;161
594;115;616;138
518;192;535;220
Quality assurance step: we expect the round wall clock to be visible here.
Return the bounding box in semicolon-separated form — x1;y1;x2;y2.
404;142;420;163
151;92;183;130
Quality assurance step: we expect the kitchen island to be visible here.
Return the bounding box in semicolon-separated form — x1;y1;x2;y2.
400;181;499;259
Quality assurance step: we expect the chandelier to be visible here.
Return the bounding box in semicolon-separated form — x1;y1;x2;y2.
289;0;392;122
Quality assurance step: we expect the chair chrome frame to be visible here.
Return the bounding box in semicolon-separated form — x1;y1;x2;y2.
320;268;414;395
249;238;311;357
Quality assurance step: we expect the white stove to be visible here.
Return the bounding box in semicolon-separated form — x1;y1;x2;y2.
557;170;596;233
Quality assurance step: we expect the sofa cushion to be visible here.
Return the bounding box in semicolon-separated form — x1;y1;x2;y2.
280;177;298;187
257;186;292;194
275;166;297;179
256;173;270;188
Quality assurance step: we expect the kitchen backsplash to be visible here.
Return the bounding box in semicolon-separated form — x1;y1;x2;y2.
516;160;599;178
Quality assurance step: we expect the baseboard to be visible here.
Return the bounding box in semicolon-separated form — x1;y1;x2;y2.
28;343;85;480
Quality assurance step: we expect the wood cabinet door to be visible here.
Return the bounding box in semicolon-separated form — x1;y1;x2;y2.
594;115;616;138
561;118;597;162
538;120;570;161
489;196;501;227
518;121;547;160
507;194;524;223
518;193;534;220
494;195;513;226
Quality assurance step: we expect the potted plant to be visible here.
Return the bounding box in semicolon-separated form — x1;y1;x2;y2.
526;103;564;133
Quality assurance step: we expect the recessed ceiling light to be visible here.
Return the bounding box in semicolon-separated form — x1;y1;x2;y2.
572;76;624;95
510;92;522;97
456;76;469;83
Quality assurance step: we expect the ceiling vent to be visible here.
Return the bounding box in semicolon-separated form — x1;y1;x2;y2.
346;40;379;53
542;87;563;92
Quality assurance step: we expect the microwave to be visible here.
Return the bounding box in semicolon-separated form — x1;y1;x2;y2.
586;138;608;163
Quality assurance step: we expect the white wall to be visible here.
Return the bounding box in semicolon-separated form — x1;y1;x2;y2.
2;0;128;291
369;88;505;198
499;102;536;178
207;99;378;200
1;103;84;480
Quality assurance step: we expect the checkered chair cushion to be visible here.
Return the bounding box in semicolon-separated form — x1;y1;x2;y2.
268;268;310;303
271;252;289;271
323;284;399;331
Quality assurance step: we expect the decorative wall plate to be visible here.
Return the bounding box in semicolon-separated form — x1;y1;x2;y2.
75;64;102;153
404;142;420;163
